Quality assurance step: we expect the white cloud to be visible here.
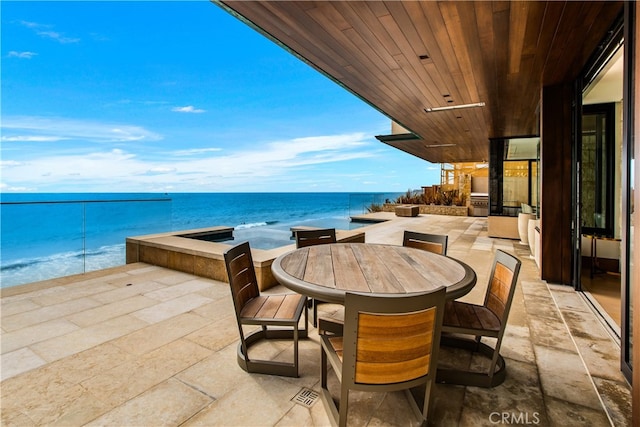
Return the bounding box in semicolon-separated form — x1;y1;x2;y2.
172;106;206;113
1;135;62;142
144;167;177;175
0;160;24;168
7;51;37;59
18;20;79;43
0;182;34;192
19;20;45;29
2;149;140;184
0;132;376;191
271;134;368;155
172;148;222;156
1;116;162;143
36;30;80;44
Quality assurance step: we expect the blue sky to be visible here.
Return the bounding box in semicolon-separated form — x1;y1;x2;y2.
1;1;440;193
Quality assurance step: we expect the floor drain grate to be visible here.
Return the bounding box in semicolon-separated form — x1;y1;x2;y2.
292;388;319;407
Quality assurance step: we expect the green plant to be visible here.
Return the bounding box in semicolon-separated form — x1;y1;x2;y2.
430;189;465;206
439;190;454;206
366;203;384;213
389;188;467;206
394;189;424;204
453;192;467;206
423;192;437;204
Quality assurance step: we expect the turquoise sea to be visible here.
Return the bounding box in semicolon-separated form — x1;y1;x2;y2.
0;192;399;288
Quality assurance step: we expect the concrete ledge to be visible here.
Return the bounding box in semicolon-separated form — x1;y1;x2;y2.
126;226;365;291
395;205;420;217
350;214;390;223
177;226;234;242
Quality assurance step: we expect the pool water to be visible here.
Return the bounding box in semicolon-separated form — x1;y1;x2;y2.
230;218;368;250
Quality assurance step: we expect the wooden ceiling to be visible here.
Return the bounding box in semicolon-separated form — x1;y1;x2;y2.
216;1;623;163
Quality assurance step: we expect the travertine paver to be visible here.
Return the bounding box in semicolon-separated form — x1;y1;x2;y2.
0;214;632;426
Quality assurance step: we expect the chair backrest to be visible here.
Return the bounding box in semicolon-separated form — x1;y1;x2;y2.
340;288;446;388
484;250;521;324
224;241;260;316
295;228;337;248
403;231;448;255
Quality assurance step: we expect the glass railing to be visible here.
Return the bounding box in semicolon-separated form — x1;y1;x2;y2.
0;197;172;288
348;192;399;217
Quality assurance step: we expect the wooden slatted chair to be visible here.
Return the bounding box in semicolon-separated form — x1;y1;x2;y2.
224;241;308;377
437;249;521;387
295;228;337;327
295;227;337;248
320;288;446;427
403;230;448;255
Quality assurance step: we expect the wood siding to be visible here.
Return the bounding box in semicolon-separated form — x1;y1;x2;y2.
540;83;574;284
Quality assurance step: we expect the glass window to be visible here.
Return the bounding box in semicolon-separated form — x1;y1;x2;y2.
489;138;540;216
581;104;615;236
503;161;530;209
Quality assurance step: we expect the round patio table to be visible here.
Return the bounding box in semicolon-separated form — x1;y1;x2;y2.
271;243;477;303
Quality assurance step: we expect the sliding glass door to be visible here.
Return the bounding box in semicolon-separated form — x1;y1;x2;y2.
622;1;635;381
581;104;615;238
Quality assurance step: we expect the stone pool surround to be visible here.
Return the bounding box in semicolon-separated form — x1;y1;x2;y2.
126;226;366;291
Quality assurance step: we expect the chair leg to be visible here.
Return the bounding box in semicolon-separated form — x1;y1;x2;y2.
293;323;299;377
237;325;306;378
487;336;505;383
321;344;328;389
320;344;340;426
406;382;431;427
305;301;310;336
422;381;432;424
338;385;349;427
304;298;314;328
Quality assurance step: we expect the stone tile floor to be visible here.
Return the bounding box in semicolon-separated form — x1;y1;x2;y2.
0;215;632;426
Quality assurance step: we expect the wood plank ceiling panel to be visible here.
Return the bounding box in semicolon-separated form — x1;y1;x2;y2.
380;2;462;141
216;0;623;164
305;3;417;123
399;2;469;143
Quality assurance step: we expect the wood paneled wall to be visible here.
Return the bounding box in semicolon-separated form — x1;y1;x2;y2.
540;83;574;285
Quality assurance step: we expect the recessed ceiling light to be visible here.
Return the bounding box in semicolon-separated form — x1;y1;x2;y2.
425;144;456;148
424;102;485;112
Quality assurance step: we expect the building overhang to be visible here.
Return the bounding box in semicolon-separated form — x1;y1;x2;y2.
214;1;623;164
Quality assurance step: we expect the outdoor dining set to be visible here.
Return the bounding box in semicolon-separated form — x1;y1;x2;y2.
223;228;522;427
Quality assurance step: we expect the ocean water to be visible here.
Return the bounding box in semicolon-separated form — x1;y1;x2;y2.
0;192;398;288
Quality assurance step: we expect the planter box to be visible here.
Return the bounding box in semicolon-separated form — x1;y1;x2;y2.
384;203;468;217
395;205;420;217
